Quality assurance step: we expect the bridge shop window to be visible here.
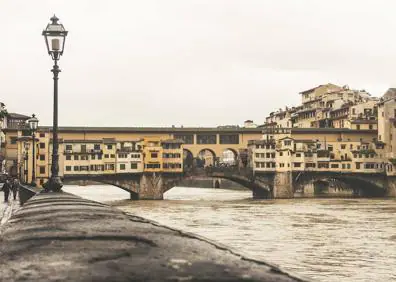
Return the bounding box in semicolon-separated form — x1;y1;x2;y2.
306;163;316;168
219;134;239;144
80;166;89;171
94;144;101;150
151;152;158;158
318;162;329;169
364;163;375;169
65;144;72;151
330;164;339;168
105;164;115;170
74;155;79;160
131;154;140;159
65;166;71;171
39;166;46;174
98;154;102;160
107;145;113;150
145;164;161;169
197;134;216;144
66;155;71;160
39;142;45;149
39;155;45;161
120;164;126;170
130;163;138;169
163;143;181;149
74;166;79;171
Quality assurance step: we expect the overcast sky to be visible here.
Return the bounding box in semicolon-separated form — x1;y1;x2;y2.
0;0;394;127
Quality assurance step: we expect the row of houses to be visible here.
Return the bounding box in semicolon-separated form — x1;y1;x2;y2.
248;86;396;176
264;83;378;130
13;133;183;186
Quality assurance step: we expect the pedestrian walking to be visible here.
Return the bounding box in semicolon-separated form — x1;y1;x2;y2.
11;178;19;201
3;178;11;203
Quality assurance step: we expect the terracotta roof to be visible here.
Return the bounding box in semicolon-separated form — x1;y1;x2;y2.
103;138;116;144
291;128;377;133
7;112;30;120
35;126;264;134
382;88;396;101
299;85;325;95
350;119;377;124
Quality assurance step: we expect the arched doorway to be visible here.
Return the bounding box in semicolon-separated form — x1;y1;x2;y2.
197;149;216;168
220;149;238;167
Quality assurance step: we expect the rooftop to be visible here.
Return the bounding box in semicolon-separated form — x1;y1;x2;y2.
351;119;377;124
31;126;265;134
7;112;30;120
290;128;377;133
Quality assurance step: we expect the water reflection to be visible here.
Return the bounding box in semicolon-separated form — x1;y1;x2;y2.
63;185;396;282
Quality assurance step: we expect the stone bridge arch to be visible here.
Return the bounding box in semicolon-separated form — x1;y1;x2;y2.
62;174;152;200
197;148;217;167
220;148;239;166
294;172;388;197
201;168;273;199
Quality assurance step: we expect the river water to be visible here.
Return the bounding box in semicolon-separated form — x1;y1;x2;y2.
63;185;396;282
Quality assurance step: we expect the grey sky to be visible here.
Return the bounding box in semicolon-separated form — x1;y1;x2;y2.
0;0;394;127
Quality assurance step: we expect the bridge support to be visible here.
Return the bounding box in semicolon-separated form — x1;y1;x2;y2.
273;172;294;199
385;176;396;197
139;173;164;200
304;181;315;197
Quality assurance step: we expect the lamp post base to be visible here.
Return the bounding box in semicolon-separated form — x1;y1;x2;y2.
43;176;63;192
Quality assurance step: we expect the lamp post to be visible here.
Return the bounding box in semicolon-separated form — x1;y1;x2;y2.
24;142;30;183
27;114;39;186
42;15;68;192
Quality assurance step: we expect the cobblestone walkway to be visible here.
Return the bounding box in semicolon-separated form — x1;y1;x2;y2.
0;192;19;225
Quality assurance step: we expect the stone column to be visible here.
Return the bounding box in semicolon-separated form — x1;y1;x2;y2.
303;181;315;197
385;176;396;197
139;173;164;200
273;171;294;198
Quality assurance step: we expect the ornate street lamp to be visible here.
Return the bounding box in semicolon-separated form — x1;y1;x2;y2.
42;15;68;192
24;142;30;184
27;114;39;186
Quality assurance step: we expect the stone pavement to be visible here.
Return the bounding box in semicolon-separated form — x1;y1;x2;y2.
0;192;307;282
0;191;19;225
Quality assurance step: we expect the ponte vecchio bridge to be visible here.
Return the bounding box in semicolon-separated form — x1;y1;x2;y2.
7;125;396;199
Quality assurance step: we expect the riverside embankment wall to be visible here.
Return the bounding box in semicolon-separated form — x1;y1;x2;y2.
0;192;305;281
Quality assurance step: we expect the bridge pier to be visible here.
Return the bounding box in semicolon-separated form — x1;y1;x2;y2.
385;176;396;197
139;173;164;200
273;172;294;199
303;181;315;197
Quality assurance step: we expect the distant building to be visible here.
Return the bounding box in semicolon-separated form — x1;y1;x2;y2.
264;83;378;129
244;120;257;128
248;127;385;175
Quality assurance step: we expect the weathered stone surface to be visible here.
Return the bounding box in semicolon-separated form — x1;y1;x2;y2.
273;171;294;198
0;192;306;281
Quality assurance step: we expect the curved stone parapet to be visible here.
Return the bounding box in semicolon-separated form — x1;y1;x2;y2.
0;192;305;281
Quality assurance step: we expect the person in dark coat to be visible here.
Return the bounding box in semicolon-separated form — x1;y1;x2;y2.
11;178;19;201
3;179;10;203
